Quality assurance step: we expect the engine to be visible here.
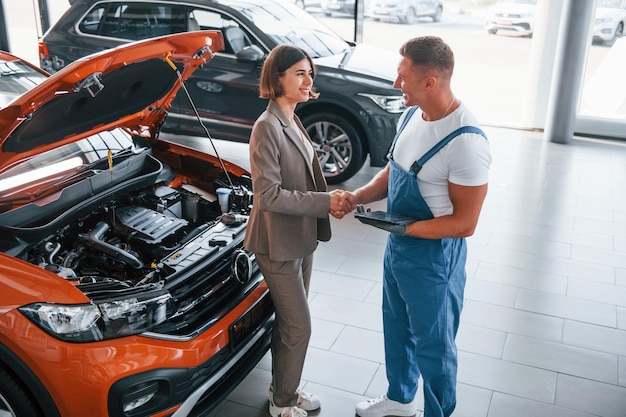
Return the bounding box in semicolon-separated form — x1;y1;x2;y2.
30;184;252;287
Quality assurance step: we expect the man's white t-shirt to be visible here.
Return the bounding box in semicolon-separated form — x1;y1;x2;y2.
391;101;492;217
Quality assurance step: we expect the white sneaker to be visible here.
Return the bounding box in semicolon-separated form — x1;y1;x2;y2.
355;395;417;417
269;385;321;411
268;404;307;417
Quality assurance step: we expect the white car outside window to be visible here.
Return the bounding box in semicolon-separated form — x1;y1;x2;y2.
593;0;626;46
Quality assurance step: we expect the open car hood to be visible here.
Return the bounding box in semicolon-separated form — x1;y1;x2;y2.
0;31;224;172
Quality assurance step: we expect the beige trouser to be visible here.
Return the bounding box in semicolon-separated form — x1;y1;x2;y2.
255;253;313;408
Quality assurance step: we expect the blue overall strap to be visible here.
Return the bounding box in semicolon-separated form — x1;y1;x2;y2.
386;106;419;160
409;126;487;177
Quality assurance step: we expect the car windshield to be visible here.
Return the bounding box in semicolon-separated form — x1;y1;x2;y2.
231;1;350;58
0;130;136;197
0;60;48;109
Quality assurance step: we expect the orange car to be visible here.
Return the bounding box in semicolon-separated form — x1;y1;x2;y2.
0;32;273;417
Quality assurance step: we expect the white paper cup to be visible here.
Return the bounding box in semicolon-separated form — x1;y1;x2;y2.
216;188;231;213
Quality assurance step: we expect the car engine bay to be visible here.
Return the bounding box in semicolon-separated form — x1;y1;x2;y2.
0;146;258;338
33;182;250;288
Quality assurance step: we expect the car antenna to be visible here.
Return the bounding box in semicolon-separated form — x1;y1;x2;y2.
164;52;237;192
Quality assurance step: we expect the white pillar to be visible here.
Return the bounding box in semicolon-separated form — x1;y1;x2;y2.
522;0;564;129
545;0;596;144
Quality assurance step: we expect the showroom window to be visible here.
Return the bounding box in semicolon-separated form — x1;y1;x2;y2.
313;0;625;139
579;0;626;122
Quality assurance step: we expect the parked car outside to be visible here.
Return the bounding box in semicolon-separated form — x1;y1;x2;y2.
366;0;443;24
484;0;536;37
320;0;356;16
40;0;405;184
593;0;626;46
0;31;273;417
284;0;320;10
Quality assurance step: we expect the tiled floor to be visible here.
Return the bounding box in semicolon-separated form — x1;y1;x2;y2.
205;126;626;417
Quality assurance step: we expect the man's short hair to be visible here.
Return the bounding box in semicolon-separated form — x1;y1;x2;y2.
399;36;454;76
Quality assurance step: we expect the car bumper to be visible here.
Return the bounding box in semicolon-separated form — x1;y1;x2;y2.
366;113;401;167
170;316;272;417
2;283;273;417
593;25;617;41
366;9;405;22
366;6;435;21
350;96;402;167
322;3;355;14
485;20;533;35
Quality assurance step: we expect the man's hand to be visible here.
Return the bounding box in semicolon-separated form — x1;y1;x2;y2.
355;205;406;235
329;189;357;219
374;222;406;235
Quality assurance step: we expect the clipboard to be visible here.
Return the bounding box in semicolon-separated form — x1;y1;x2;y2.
354;210;418;228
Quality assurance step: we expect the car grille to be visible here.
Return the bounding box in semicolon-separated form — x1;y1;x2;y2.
149;222;264;340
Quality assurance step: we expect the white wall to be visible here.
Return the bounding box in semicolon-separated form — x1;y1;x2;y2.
3;0;70;63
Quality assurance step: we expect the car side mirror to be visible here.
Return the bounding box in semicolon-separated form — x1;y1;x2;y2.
236;45;265;62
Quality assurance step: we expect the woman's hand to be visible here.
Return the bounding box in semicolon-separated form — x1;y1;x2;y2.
329;189;357;219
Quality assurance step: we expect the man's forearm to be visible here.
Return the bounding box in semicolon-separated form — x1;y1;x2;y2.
353;165;389;204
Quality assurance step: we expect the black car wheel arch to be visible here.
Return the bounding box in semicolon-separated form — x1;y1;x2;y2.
433;6;443;22
0;367;43;417
611;22;624;45
301;111;366;184
404;7;418;24
0;344;61;417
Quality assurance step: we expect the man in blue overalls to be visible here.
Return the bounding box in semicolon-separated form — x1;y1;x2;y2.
346;36;492;417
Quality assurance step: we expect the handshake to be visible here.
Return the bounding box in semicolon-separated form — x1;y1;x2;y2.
327;190;408;236
328;189;357;219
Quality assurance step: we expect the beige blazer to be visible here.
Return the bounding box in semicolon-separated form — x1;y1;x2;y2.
244;100;331;262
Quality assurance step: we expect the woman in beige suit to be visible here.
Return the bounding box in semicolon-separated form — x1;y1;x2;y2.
244;45;346;417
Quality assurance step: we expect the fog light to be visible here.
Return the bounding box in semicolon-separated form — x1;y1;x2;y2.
122;382;159;412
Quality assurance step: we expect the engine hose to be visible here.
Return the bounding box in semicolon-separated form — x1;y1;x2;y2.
86;222;144;269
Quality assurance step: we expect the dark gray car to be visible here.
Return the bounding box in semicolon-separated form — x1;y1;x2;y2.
39;0;405;183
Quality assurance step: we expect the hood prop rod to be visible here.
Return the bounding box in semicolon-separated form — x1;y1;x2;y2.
164;52;237;192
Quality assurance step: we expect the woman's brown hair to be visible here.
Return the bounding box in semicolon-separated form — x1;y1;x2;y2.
259;45;319;99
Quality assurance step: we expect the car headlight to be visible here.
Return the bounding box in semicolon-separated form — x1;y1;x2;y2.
19;288;174;342
359;93;406;113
